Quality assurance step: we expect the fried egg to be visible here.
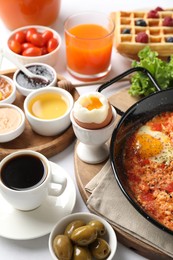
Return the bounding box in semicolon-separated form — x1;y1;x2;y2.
135;125;173;165
73;92;113;130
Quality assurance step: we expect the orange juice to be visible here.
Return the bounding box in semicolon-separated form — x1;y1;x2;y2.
65;21;114;80
0;0;61;30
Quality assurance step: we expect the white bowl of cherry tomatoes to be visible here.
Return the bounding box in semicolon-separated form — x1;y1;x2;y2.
6;25;61;67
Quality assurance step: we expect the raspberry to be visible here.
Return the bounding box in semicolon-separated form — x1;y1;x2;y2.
155;6;164;12
147;10;159;19
135;32;149;43
163;17;173;26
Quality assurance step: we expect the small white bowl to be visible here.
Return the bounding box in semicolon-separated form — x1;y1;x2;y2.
0;75;16;104
49;212;117;260
13;62;57;96
0;103;25;142
24;87;74;136
5;25;61;67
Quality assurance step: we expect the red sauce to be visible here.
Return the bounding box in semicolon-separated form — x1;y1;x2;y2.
124;111;173;230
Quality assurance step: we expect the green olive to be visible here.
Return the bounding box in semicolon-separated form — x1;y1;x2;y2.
71;225;97;246
64;220;86;238
53;234;73;260
73;245;92;260
89;238;111;259
88;220;106;236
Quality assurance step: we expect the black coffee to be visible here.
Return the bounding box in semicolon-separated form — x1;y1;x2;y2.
1;154;46;190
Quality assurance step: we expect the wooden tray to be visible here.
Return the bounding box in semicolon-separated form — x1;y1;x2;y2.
0;69;79;160
74;88;171;260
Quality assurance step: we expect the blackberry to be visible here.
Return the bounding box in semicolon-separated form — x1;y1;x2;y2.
135;19;147;27
166;37;173;42
122;28;131;34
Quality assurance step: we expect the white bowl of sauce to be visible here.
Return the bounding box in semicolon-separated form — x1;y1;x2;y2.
13;63;57;97
0;75;16;104
0;104;25;142
24;87;74;136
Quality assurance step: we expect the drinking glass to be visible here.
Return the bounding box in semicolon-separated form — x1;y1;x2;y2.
64;12;115;81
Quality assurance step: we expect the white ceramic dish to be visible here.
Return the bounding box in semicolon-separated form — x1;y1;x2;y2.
13;62;57;96
24;87;74;136
0;161;76;240
49;212;117;260
0;103;25;142
5;25;61;67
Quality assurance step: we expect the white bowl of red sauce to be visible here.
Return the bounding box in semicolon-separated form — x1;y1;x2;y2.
0;75;16;104
5;25;61;67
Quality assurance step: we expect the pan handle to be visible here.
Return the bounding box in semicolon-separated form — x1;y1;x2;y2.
97;67;161;93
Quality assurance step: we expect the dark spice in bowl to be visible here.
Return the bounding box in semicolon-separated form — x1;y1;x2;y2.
16;64;54;89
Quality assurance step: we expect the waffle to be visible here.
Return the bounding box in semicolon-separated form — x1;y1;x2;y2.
113;9;173;60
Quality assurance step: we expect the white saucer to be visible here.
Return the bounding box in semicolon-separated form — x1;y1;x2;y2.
0;161;76;240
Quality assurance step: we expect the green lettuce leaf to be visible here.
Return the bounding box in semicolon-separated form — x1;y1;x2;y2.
129;46;173;97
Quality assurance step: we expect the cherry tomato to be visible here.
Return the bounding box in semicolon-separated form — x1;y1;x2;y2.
29;32;44;47
14;31;26;44
47;38;58;53
42;30;53;44
21;42;34;52
22;47;42;56
8;39;22;54
41;46;48;55
9;27;59;57
26;28;37;42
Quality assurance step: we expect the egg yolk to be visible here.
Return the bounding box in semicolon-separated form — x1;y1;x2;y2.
81;96;103;111
136;133;163;158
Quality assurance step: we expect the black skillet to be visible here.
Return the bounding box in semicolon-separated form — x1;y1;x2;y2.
97;67;173;235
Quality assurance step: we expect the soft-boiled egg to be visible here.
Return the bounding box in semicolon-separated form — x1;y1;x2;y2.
73;92;113;130
135;125;173;165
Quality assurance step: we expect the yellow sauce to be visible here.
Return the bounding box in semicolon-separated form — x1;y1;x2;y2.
28;93;68;120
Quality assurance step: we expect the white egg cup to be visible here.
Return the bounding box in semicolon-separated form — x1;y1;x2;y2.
70;106;117;164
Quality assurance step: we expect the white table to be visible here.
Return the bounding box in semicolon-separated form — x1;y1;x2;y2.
0;0;172;259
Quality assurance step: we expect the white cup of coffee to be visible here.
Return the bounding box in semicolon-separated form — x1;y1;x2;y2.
0;150;67;211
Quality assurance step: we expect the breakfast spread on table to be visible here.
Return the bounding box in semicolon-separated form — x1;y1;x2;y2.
1;3;173;260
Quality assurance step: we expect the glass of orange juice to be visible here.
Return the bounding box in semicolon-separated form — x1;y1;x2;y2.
0;0;61;30
64;12;115;81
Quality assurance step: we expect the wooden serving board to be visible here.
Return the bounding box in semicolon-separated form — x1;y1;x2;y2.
0;69;79;160
74;88;171;260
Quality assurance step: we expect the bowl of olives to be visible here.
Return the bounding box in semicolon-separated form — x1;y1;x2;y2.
48;212;117;260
